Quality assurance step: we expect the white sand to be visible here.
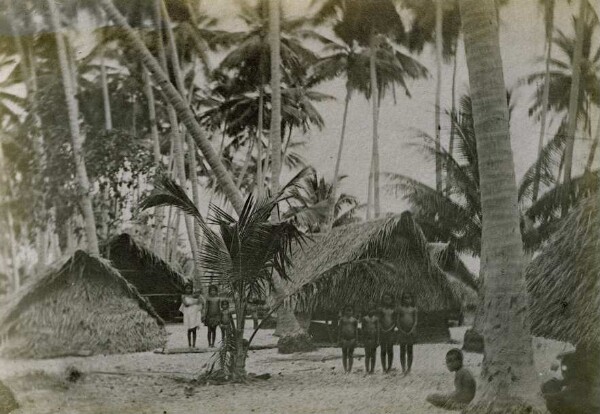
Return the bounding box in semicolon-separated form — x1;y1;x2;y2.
0;326;571;414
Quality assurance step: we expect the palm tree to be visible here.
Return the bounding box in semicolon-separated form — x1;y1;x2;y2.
401;0;462;193
100;0;246;214
46;0;99;255
140;173;309;378
269;0;282;196
459;0;538;409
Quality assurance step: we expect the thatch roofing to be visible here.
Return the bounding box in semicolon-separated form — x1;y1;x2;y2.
0;250;166;358
287;212;461;314
104;233;186;295
428;243;479;308
526;197;600;346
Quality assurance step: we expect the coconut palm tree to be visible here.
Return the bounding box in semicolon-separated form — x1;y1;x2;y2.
46;0;99;255
269;0;282;197
459;0;538;410
99;0;246;214
401;0;462;193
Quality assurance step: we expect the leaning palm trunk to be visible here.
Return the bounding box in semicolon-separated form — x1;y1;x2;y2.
143;68;165;254
561;0;586;216
434;0;443;193
585;115;600;171
327;87;351;230
369;33;381;218
460;0;539;411
47;0;99;255
269;0;282;196
532;0;555;202
100;0;245;214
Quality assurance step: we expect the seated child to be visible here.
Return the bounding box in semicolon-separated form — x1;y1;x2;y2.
379;293;396;373
426;348;476;411
338;305;358;373
204;285;222;348
361;304;379;374
220;300;233;342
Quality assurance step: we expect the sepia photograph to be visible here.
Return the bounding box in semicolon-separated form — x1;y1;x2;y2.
0;0;598;413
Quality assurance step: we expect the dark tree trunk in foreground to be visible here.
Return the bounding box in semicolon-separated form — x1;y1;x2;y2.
460;0;540;412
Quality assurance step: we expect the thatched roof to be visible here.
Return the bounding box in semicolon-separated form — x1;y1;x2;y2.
526;196;600;346
104;233;186;295
428;243;479;308
0;251;165;358
287;212;461;314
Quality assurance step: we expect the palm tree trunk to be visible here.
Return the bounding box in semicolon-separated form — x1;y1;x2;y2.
369;33;381;218
585;115;600;171
269;0;282;195
236;138;254;189
100;46;113;131
459;0;538;410
434;0;443;193
256;86;265;197
160;0;201;271
327;87;351;230
47;0;99;255
446;52;458;196
6;211;19;291
562;0;586;217
532;0;555;202
100;0;244;214
143;68;165;254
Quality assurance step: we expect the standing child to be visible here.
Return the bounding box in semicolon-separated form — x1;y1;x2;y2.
338;305;358;373
379;293;396;373
397;292;418;374
179;284;203;348
204;285;221;348
426;348;476;410
361;303;379;374
220;299;233;342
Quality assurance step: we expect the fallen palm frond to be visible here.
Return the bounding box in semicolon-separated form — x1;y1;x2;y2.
526;196;600;347
0;251;166;359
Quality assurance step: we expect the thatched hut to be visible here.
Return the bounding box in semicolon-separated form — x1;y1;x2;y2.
104;233;186;322
287;212;462;344
526;196;600;350
428;243;479;324
0;250;166;359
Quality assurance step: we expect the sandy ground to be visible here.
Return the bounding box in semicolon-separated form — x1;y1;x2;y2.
0;325;572;414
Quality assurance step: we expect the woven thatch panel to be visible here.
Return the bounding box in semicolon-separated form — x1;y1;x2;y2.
526;197;600;346
0;251;166;359
287;212;461;315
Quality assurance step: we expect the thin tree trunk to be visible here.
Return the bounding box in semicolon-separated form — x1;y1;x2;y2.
236;138;254;189
143;68;165;254
100;46;113;131
269;0;282;196
585;115;600;171
434;0;443;193
100;0;244;214
562;0;586;217
446;52;458;196
532;0;555;202
369;33;381;218
47;0;99;255
460;0;538;410
327;86;351;230
7;211;19;291
367;160;374;220
159;0;200;270
256;85;265;198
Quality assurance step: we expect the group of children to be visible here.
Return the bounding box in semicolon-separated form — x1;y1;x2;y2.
338;292;476;411
337;292;417;375
179;285;233;348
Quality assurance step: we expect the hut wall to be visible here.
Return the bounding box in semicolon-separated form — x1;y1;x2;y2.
0;277;167;359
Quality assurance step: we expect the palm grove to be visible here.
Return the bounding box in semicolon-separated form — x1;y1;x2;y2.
0;0;598;411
